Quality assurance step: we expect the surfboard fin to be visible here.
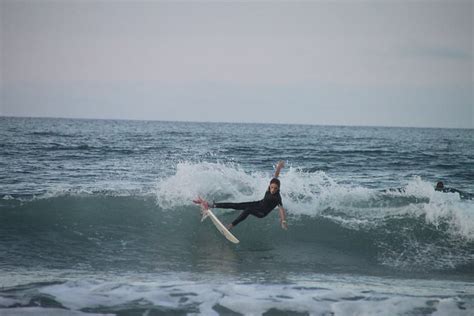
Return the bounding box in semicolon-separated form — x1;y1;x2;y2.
201;209;210;222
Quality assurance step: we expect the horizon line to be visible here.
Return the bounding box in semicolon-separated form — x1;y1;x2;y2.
1;114;472;130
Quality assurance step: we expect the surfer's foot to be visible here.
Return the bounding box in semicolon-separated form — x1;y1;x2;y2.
192;197;204;205
193;197;209;210
226;223;234;230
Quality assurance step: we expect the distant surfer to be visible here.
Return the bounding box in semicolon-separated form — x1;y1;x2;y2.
435;181;472;200
194;161;288;230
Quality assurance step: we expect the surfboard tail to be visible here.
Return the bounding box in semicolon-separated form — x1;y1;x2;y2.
201;209;210;222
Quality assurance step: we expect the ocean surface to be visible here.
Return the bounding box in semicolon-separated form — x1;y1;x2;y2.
1;116;473;315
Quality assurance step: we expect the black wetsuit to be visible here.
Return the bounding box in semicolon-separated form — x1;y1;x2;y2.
214;190;283;227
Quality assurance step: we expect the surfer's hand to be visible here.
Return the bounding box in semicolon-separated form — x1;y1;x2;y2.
276;161;285;169
280;220;288;230
274;161;285;178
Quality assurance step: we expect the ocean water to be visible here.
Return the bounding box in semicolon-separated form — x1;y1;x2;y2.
1;116;473;315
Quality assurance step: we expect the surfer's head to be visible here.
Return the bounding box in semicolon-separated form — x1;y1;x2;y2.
269;178;280;194
435;181;444;191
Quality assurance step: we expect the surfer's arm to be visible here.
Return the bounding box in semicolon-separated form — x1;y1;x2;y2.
278;206;288;230
274;161;285;178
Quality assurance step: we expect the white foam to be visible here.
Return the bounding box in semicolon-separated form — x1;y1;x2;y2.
0;308;110;315
155;161;376;214
386;177;474;241
9;273;469;315
155;161;267;209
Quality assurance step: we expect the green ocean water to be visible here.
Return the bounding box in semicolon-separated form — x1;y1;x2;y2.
1;117;473;315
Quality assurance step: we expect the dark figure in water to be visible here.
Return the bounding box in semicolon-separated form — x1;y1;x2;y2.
435;181;472;200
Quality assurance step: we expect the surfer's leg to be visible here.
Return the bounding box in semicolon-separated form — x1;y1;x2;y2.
214;201;259;211
231;210;251;227
250;210;266;218
230;208;265;228
215;201;262;229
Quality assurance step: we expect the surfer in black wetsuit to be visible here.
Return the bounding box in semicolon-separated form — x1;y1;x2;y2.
194;161;288;230
435;181;472;200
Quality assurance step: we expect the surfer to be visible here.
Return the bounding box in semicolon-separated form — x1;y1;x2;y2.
435;181;472;200
194;161;288;230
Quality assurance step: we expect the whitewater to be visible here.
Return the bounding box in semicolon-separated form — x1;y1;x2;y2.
1;117;473;315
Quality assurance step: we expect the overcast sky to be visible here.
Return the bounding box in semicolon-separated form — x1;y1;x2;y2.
1;0;472;128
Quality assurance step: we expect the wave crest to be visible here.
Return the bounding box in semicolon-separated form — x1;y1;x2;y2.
155;162;474;242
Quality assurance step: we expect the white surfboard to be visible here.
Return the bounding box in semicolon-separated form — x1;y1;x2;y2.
201;208;240;244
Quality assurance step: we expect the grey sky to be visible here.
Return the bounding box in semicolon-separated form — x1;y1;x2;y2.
1;0;472;128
